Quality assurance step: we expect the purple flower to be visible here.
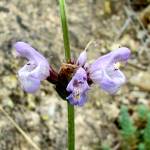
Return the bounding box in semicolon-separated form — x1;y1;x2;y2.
66;67;90;106
89;47;131;94
66;47;131;106
14;42;50;93
14;41;130;106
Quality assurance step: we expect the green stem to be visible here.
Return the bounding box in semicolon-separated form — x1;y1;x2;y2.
67;103;75;150
58;0;75;150
59;0;71;62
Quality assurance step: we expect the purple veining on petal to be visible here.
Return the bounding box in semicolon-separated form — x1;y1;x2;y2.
66;67;89;106
76;50;87;66
14;41;50;93
89;47;131;94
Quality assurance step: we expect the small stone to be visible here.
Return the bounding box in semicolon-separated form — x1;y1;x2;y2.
129;72;150;92
140;5;150;28
48;103;56;117
25;111;40;128
103;104;120;120
104;0;112;15
2;97;14;108
0;88;10;99
41;114;49;121
27;94;36;110
2;75;17;89
120;34;140;52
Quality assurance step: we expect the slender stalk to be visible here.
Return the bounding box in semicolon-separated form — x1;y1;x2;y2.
59;0;71;63
67;103;75;150
58;0;75;150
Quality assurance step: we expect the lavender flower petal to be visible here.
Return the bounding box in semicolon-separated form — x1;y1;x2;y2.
90;47;131;72
14;41;50;93
76;50;87;66
99;69;126;94
14;42;46;61
18;65;40;93
66;67;89;106
67;92;87;106
89;47;130;94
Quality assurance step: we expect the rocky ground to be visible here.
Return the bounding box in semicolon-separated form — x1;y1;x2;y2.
0;0;150;150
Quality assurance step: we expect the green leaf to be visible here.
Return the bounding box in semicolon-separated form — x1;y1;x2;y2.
119;105;136;139
144;113;150;149
138;105;149;120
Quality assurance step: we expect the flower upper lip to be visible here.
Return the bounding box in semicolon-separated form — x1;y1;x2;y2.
89;47;131;72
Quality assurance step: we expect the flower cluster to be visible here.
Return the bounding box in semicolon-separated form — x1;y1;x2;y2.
14;42;131;106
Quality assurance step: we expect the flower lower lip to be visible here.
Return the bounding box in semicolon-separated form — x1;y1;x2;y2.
74;95;80;100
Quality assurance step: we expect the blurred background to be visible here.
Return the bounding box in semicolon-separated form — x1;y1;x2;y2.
0;0;150;149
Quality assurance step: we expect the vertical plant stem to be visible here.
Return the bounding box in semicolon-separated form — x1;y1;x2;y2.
58;0;75;150
59;0;71;63
67;103;75;150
